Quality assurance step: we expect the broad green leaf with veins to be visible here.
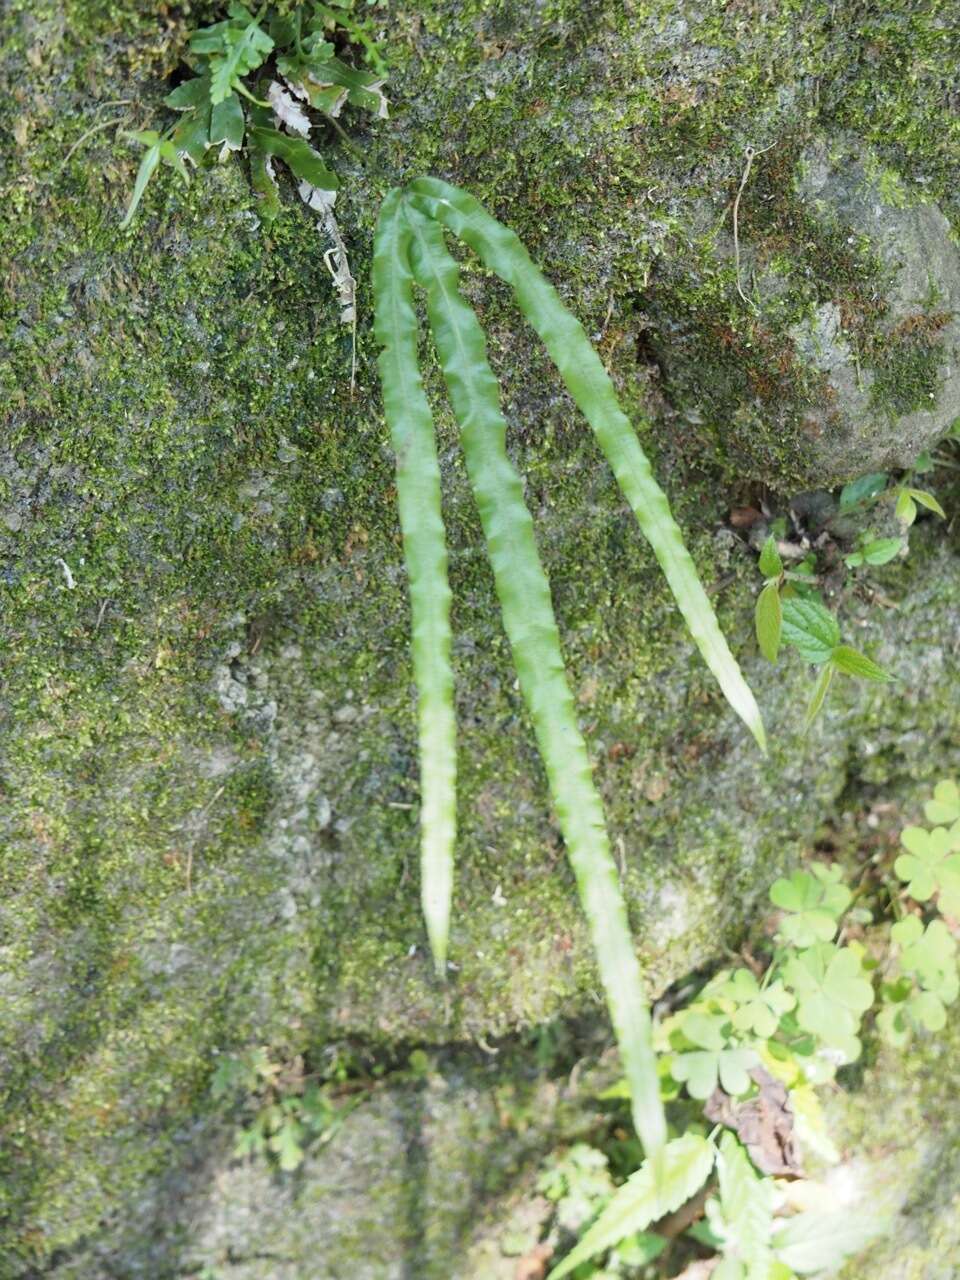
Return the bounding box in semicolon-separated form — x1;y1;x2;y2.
717;969;795;1038
769;863;851;946
782;943;873;1055
780;597;839;664
894;824;960;912
670;1013;758;1099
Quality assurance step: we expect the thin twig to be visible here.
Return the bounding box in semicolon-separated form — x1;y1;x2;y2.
58;108;131;172
732;141;776;306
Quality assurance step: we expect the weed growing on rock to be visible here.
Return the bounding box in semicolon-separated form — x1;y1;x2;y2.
374;177;766;1155
750;449;952;728
541;777;960;1279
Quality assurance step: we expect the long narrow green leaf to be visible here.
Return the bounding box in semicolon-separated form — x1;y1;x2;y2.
372;191;456;975
404;202;666;1154
405;177;766;753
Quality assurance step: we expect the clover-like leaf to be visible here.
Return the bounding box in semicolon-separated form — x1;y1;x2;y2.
670;1013;757;1099
894;824;960;908
891;916;959;1003
782;943;874;1053
769;863;851;946
925;780;960;827
717;969;796;1038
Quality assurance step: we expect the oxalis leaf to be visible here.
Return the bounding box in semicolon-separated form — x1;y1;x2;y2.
769;862;851;947
924;779;960;826
716;970;795;1038
894;824;960;912
782;942;873;1058
405;177;766;753
546;1135;715;1280
670;1012;758;1099
891;915;959;1002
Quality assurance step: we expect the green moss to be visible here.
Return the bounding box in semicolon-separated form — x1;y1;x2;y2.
1;0;960;1272
869;328;948;418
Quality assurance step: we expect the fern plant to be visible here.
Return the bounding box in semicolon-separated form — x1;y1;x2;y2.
373;179;766;1154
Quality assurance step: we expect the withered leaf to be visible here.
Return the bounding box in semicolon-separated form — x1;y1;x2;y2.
703;1066;802;1177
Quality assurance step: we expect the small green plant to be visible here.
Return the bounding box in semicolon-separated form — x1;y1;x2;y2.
754;533;894;729
211;1046;351;1171
539;778;960;1279
752;450;950;728
373;177;766;1154
120;1;387;229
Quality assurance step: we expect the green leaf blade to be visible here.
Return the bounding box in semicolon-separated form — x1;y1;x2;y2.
119;141;161;229
755;582;782;663
406;177;766;754
781;597;840;664
831;645;893;683
372;192;456;976
403;202;666;1153
547;1135;715;1280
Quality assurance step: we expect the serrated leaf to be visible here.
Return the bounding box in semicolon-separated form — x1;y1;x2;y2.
755;582;782;664
773;1208;889;1273
925;780;960;826
546;1135;715;1280
830;645;893;682
759;534;783;579
909;488;945;517
204;13;275;105
269;1116;305;1171
714;1133;774;1280
781;598;839;664
839;472;887;512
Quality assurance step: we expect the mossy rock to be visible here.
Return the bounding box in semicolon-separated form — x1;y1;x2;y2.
2;0;960;1273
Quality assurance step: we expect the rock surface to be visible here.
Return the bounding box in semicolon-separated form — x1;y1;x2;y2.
1;0;960;1275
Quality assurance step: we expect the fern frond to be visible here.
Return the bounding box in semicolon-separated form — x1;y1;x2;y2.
403;202;666;1155
372;191;457;976
406;177;766;754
